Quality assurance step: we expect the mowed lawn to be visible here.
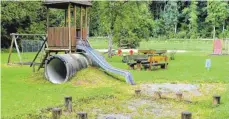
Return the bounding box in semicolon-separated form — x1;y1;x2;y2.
1;42;229;118
89;38;214;51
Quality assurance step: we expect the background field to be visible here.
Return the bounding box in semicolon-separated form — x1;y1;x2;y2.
1;40;229;119
88;38;215;51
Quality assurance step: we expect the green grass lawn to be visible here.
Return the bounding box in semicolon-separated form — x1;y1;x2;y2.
89;38;215;51
1;44;229;118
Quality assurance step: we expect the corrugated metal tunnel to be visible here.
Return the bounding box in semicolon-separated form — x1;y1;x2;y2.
45;53;91;84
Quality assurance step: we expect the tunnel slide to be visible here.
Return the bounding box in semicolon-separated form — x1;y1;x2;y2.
44;40;135;85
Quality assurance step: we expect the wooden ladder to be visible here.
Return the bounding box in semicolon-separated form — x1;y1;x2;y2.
37;51;49;71
30;38;47;67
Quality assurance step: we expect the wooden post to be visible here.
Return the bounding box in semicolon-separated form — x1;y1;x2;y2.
65;9;67;27
135;89;141;95
213;95;221;105
80;6;83;40
46;7;49;31
74;5;77;27
154;91;162;99
86;7;89;39
30;38;47;67
74;5;77;49
7;34;15;64
14;35;22;64
85;7;87;39
52;108;62;119
68;3;71;53
176;92;183;101
77;112;87;119
181;111;192;119
65;96;72;112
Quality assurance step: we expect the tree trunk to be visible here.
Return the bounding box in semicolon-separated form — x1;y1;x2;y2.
223;24;225;33
223;24;225;39
213;25;216;39
174;24;177;34
108;34;112;58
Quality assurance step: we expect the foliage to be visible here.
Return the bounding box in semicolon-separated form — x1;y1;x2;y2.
96;1;152;48
1;1;46;48
206;1;228;38
163;1;179;37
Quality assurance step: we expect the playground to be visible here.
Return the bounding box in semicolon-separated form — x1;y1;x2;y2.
1;1;229;119
2;41;229;118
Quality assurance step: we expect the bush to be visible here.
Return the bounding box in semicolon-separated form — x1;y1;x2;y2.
176;31;187;39
218;30;229;39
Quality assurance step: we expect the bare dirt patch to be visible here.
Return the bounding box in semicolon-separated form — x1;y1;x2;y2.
140;83;201;100
97;114;132;119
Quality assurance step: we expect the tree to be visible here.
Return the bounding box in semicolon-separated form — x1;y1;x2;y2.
206;1;228;39
89;1;101;36
98;1;152;57
1;1;46;48
163;1;179;37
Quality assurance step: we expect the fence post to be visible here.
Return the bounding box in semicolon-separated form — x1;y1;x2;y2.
135;89;141;96
213;95;220;105
181;111;192;119
65;96;72;112
77;112;87;119
52;108;62;119
176;92;183;101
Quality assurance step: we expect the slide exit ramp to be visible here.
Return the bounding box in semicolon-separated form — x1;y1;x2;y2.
76;40;135;85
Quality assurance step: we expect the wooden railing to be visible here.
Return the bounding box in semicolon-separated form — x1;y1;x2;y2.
47;27;88;49
76;28;88;40
47;27;76;49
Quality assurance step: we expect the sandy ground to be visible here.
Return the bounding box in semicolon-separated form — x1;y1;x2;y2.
96;83;202;119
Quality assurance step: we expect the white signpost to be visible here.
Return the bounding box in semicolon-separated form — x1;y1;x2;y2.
205;59;211;71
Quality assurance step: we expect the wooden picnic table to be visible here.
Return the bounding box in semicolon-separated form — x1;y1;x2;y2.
138;50;167;55
133;58;148;62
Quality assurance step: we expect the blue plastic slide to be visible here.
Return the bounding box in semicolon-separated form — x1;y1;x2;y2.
76;40;135;85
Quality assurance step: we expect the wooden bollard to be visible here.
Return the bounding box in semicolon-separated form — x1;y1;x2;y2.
213;95;221;105
135;89;141;95
65;96;72;112
181;111;192;119
77;112;87;119
176;92;183;101
154;91;162;99
52;108;62;119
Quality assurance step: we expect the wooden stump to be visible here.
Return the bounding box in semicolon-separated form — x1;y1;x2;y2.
181;111;192;119
65;96;72;112
154;91;162;99
77;112;87;119
213;95;221;105
135;89;141;95
176;92;183;101
52;108;62;119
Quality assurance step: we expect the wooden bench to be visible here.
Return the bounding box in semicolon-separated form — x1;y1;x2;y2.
127;62;137;69
142;62;168;70
128;60;168;70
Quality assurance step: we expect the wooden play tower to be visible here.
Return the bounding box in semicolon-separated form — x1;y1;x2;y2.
33;1;92;70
